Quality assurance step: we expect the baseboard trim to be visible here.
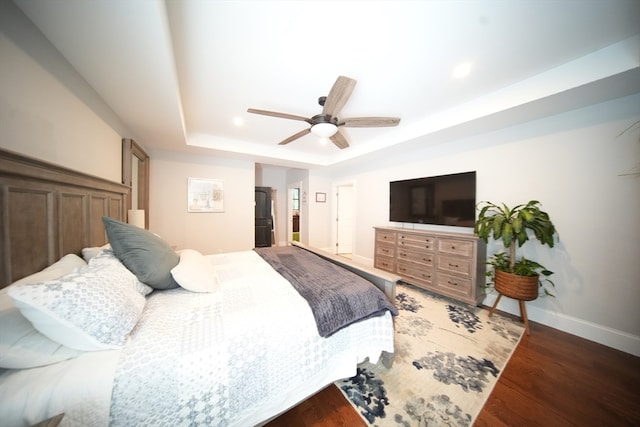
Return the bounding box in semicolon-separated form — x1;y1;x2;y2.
483;293;640;357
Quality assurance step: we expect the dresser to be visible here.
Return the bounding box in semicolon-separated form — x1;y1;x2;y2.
374;227;486;305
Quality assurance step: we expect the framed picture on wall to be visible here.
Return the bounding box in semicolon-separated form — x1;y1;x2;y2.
315;192;326;203
188;178;224;212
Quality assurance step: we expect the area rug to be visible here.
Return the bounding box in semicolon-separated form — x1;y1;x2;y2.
336;282;524;426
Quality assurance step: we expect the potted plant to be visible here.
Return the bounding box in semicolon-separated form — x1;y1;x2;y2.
474;200;558;300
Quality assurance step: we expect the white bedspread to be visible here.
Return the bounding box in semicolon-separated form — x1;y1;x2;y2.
0;349;121;426
1;250;394;426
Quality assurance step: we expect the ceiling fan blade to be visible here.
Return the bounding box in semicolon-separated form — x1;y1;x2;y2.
341;117;401;127
247;108;311;123
322;76;357;117
278;128;311;145
330;130;349;149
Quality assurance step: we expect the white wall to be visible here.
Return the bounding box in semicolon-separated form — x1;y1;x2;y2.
3;0;638;356
279;169;333;251
149;150;255;254
320;93;640;356
307;172;332;251
0;2;127;182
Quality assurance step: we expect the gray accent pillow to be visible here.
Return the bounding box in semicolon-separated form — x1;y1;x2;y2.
102;216;179;290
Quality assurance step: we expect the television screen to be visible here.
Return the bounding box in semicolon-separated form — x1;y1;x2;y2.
389;171;476;227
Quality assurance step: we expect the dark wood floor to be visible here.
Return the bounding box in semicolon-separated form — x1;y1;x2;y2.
266;320;640;427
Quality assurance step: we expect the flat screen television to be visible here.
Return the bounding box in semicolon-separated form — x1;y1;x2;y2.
389;171;476;227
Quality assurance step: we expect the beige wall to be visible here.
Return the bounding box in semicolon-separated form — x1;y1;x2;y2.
306;172;332;250
2;0;638;356
149;150;255;254
0;3;125;182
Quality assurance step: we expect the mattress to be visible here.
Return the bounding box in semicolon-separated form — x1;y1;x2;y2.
0;250;395;426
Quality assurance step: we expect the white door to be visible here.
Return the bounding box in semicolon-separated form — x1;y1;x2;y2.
336;184;354;254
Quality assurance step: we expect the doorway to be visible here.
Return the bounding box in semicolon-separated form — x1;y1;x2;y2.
336;184;354;256
288;185;301;243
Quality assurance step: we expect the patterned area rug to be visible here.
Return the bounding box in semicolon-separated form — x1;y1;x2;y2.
336;282;524;426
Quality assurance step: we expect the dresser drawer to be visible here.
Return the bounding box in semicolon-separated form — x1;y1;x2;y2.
438;238;473;258
397;233;436;251
437;272;472;297
437;255;472;277
375;256;396;273
376;243;395;258
397;260;435;284
376;230;397;244
397;248;434;267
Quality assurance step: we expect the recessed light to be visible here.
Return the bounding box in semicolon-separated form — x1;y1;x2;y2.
233;116;244;126
452;62;472;79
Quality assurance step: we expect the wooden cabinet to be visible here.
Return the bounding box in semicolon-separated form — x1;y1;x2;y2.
374;227;486;305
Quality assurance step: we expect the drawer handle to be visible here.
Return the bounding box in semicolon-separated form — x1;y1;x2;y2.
425;245;430;249
447;280;458;286
448;263;459;268
451;245;456;249
422;274;431;279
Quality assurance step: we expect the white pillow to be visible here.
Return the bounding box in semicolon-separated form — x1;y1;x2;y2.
81;243;111;262
8;252;151;351
0;290;81;369
171;249;219;293
0;254;86;369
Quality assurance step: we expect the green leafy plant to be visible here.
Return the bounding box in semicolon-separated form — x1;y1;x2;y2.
484;252;556;296
475;200;558;297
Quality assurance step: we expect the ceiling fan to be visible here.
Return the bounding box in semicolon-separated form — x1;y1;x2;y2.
247;76;401;149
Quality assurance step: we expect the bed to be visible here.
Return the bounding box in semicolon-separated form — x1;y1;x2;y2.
0;149;399;426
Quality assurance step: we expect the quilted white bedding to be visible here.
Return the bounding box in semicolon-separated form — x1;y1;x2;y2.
0;250;395;426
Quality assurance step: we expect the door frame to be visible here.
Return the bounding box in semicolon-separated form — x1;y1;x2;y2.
287;182;302;245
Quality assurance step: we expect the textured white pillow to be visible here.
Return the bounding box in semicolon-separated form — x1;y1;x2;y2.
8;253;151;351
12;254;87;286
89;249;154;297
171;249;220;293
0;254;86;369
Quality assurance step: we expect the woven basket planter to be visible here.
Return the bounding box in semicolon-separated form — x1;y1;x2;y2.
494;269;538;301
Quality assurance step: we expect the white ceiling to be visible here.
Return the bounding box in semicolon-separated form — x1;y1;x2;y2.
14;0;640;169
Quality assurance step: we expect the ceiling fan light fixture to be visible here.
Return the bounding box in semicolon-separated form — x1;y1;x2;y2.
247;76;399;149
310;122;338;138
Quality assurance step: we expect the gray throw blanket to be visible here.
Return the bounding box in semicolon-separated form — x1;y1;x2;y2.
254;246;397;337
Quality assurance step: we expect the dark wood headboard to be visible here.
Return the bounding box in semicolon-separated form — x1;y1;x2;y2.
0;148;129;289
